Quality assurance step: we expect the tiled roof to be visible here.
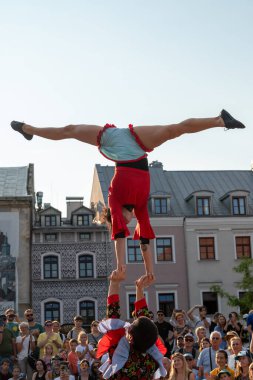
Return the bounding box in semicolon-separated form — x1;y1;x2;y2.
95;163;253;216
0;166;29;197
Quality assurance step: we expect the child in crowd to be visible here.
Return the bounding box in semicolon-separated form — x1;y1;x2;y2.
67;340;79;379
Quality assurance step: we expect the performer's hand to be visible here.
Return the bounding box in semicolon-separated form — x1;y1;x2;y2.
109;266;126;282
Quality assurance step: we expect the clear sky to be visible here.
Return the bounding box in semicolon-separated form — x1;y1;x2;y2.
1;0;252;215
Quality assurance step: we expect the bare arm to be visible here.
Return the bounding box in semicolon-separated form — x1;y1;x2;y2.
108;266;126;297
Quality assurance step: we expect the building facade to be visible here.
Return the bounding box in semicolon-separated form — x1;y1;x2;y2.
90;162;253;318
31;196;113;327
0;164;34;316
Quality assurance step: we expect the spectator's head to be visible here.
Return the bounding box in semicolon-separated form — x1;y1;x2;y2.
51;355;63;370
175;312;185;325
0;359;10;373
212;312;221;323
200;337;211;351
157;310;165;322
44;320;53;332
162;356;171;372
74;315;83;328
215;350;228;368
24;309;34;322
225;331;239;349
217;314;227;327
210;331;222;349
176;335;184;348
217;369;232;380
91;360;102;377
79;359;90;372
90;320;99;332
78;331;88;344
11;366;21;380
63;338;70;351
184;353;194;369
171;352;189;376
5;308;16;322
128;316;158;353
19;321;29;335
229;312;239;322
184;333;195;348
230;337;243;354
235;351;252;371
69;339;78;351
148;311;154;320
199;306;207;318
44;343;54;356
195;326;207;340
59;361;70;376
35;360;47;373
52;320;61;333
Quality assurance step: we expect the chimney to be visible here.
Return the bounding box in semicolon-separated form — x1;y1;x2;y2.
66;197;84;220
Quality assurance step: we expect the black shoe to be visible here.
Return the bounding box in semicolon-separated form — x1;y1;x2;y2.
11;121;33;140
221;109;245;130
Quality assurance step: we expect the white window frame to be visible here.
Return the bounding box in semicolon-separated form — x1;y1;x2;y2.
154;235;176;264
41;297;63;324
197;234;218;261
41;252;61;280
233;234;252;260
76;251;96;279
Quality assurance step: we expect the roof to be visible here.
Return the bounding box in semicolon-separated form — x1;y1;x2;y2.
0;166;31;197
94;163;253;217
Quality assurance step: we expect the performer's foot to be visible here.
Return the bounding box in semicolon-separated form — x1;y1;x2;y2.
11;121;33;140
109;266;126;282
221;110;246;130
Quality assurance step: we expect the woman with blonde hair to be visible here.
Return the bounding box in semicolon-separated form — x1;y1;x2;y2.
169;352;195;380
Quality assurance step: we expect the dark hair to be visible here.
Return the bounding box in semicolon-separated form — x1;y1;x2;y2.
36;359;47;372
216;349;228;360
130;316;158;353
100;207;112;227
199;306;206;312
0;358;10;365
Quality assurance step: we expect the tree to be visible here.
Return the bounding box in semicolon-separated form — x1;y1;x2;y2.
210;258;253;314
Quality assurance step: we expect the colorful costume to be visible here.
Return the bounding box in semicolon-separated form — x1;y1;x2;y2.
97;124;155;241
96;294;167;380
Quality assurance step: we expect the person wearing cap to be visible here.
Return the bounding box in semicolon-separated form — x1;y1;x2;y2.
228;337;243;370
217;369;232;380
177;333;198;360
37;321;62;359
209;350;235;380
234;351;252;380
67;316;85;340
184;353;198;378
172;336;185;354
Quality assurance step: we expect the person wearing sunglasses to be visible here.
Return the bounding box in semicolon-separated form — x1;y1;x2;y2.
197;331;222;377
5;309;20;338
24;309;44;342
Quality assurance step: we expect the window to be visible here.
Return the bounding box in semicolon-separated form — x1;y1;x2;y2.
45;233;57;242
154;198;168;214
202;292;218;314
44;302;60;321
197;197;210;216
236;237;251;259
239;292;249;315
45;215;56;226
44;256;59;279
128;294;136;319
79;255;94;278
79;300;95;326
77;215;89;226
232;197;246;215
199;237;215;260
79;233;91;240
158;293;175;317
156;238;173;261
127;239;143;263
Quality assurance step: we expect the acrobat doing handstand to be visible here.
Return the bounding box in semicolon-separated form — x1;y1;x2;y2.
11;109;245;282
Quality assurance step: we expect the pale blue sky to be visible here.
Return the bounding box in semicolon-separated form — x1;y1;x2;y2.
1;0;252;215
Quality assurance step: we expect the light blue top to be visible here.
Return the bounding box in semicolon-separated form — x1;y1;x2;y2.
99;127;147;162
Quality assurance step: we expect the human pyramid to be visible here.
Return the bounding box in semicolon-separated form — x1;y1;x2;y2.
10;110;245;379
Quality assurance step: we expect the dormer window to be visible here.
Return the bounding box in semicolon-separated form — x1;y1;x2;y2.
45;215;56;226
197;197;210;216
232;196;246;215
154;198;168;214
77;214;89;226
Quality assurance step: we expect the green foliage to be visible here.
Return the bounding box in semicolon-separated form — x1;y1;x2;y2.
210;258;253;314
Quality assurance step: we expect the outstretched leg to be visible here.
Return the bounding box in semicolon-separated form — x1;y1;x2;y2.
133;116;224;150
14;122;103;146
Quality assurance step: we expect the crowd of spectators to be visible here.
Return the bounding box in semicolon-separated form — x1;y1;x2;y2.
0;305;253;380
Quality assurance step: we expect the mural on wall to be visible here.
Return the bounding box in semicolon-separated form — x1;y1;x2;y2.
0;212;19;314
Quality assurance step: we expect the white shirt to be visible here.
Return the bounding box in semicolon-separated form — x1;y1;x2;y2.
76;344;94;365
16;334;35;360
